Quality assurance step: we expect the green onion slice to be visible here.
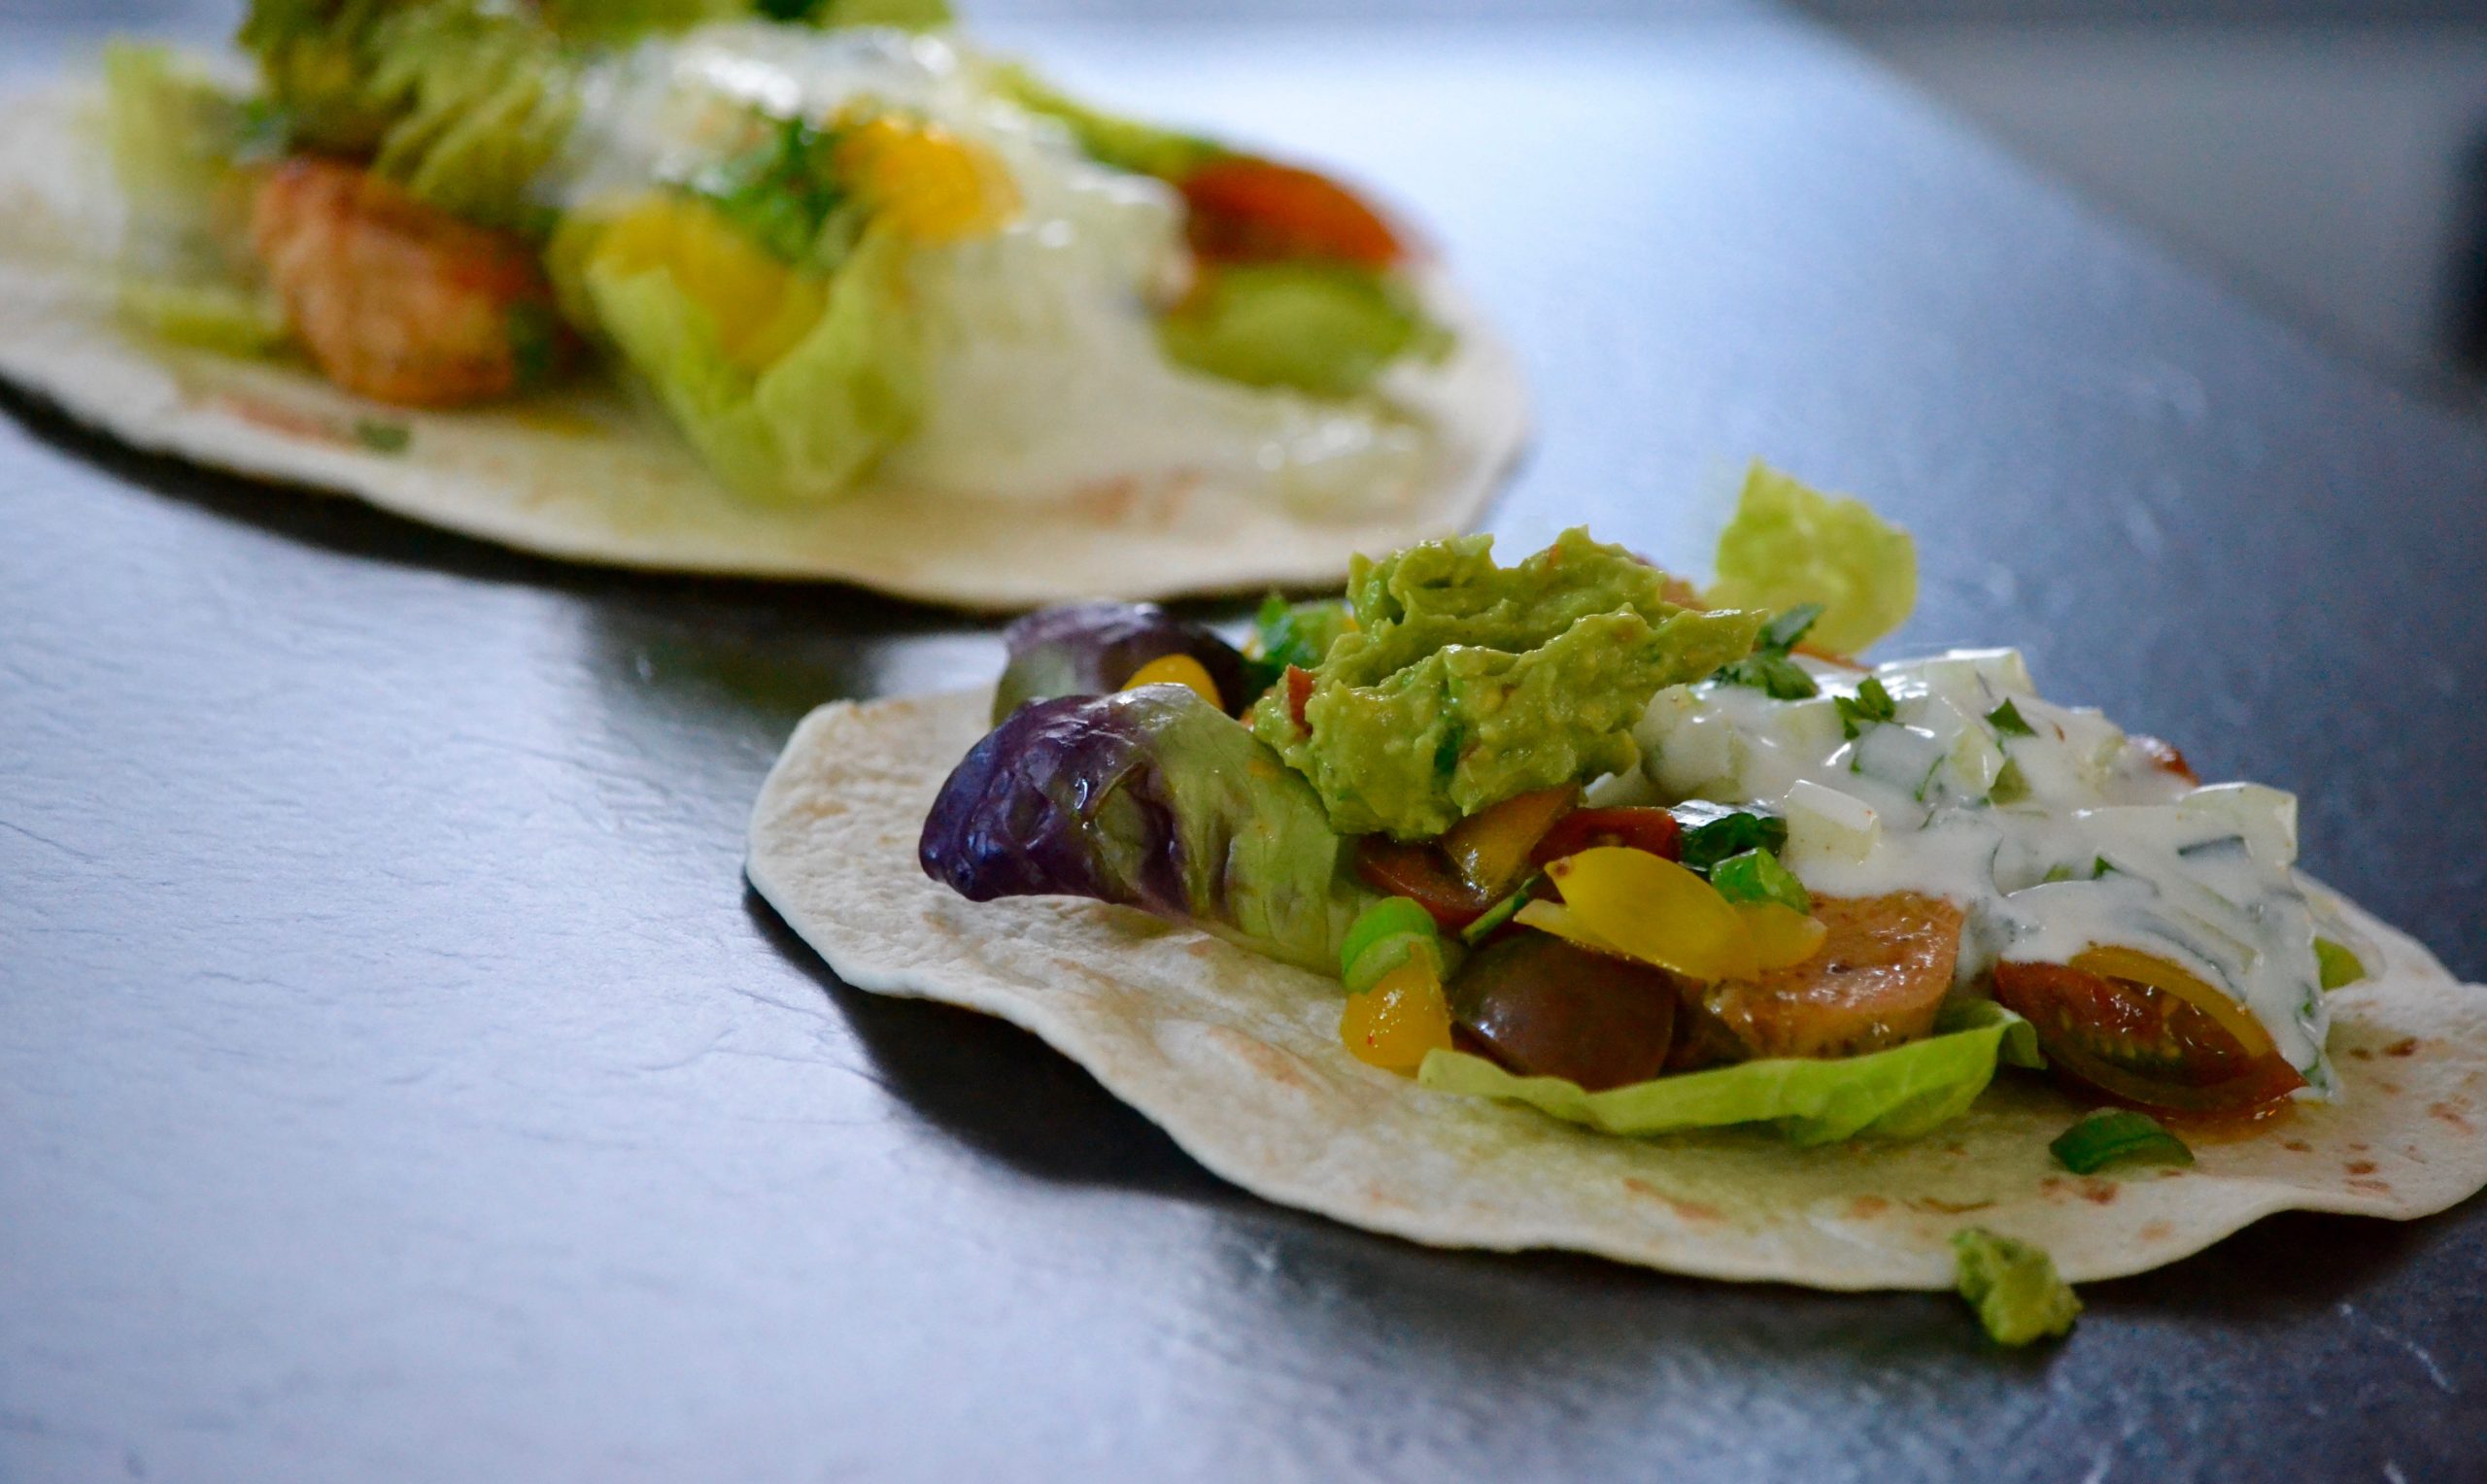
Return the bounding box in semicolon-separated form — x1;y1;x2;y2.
2048;1108;2194;1174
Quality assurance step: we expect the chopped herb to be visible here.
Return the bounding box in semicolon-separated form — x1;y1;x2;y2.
1834;675;1897;739
1758;602;1823;653
1460;876;1539;946
2048;1108;2194;1174
2315;937;2368;991
1713;602;1823;698
353;420;410;454
1986;698;2036;738
1708;849;1811;913
688;116;858;268
1715;651;1819;699
1669;802;1789;876
1989;757;2029;805
2038;856;2114;885
1952;1228;2081;1346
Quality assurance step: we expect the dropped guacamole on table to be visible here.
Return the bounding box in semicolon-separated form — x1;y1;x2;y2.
1247;527;1762;839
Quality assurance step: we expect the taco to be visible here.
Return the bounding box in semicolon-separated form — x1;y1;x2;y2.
0;2;1522;605
748;464;2487;1327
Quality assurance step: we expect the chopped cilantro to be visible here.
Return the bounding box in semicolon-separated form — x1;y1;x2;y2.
1986;698;2036;738
1709;848;1811;913
1670;803;1789;876
1714;651;1819;700
1713;602;1823;698
1834;675;1897;739
1244;594;1353;694
688;117;858;268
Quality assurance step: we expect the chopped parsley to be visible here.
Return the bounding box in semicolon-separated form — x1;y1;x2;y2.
1834;675;1897;738
2049;1109;2193;1174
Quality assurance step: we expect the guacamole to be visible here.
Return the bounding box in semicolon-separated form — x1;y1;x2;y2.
1249;528;1762;839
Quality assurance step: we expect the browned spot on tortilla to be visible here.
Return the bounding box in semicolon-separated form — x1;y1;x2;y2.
1848;1196;1891;1218
2349;1048;2374;1062
2376;1082;2402;1096
1907;1196;1993;1215
2282;1139;2313;1153
2039;1176;2068;1196
2348;1141;2369;1151
1944;1143;1968;1158
2428;1098;2475;1134
1204;1026;1320;1095
2385;1037;2421;1059
1622;1178;1722;1222
2138;1220;2173;1242
2077;1178;2118;1205
2156;1166;2187;1179
2347;1178;2394;1196
2345;1160;2377;1175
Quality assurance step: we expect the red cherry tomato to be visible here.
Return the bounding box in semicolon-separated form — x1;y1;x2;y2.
1991;958;2304;1113
1528;807;1684;868
1353;837;1490;931
1180;156;1405;267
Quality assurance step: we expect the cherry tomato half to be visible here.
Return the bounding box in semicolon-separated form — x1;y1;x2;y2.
1528;807;1684;869
1180;156;1405;267
1353;836;1489;931
1991;956;2304;1113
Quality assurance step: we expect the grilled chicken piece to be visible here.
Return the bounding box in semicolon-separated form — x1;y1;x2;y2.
1674;892;1964;1064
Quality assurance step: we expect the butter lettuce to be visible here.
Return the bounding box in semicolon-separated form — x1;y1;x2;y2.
581;213;922;503
1705;462;1917;657
1251;529;1761;840
1417;1001;2038;1145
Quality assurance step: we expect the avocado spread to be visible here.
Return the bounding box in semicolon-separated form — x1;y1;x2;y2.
1248;527;1762;839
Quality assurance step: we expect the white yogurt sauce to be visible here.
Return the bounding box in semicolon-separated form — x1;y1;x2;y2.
552;26;1429;512
1633;649;2335;1096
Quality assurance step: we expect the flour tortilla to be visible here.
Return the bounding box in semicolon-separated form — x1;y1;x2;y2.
0;82;1526;608
746;688;2487;1290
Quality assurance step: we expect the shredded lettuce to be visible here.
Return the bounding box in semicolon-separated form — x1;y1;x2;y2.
100;44;268;279
1952;1228;2082;1345
580;206;922;503
1159;262;1444;399
117;280;291;355
1704;462;1918;657
1417;1000;2038;1145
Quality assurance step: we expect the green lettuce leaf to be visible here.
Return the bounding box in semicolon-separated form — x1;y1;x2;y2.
583;225;922;503
1416;1000;2038;1145
1704;461;1918;657
1159;262;1445;399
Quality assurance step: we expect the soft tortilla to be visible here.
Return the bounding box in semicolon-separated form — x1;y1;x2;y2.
0;82;1526;608
746;688;2487;1290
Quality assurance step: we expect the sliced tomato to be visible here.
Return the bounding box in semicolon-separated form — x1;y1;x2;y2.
1528;807;1683;868
1353;836;1489;931
1991;953;2304;1113
1441;786;1577;897
1179;156;1405;267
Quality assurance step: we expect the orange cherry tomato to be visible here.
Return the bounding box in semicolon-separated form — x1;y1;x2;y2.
1991;955;2303;1113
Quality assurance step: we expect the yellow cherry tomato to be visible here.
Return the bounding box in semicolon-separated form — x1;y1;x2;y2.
1120;653;1222;711
1340;958;1453;1075
1738;901;1829;971
2070;944;2275;1057
1544;847;1759;982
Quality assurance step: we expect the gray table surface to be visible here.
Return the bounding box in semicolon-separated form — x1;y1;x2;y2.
4;7;2484;1482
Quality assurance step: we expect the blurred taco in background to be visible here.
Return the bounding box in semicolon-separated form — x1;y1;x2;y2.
0;0;1522;604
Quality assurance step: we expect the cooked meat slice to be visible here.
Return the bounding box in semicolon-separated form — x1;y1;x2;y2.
1674;892;1964;1063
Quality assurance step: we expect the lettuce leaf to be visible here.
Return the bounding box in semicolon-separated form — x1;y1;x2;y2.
1704;461;1918;657
1159;262;1445;399
1417;1000;2038;1146
100;44;268;279
582;219;922;503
